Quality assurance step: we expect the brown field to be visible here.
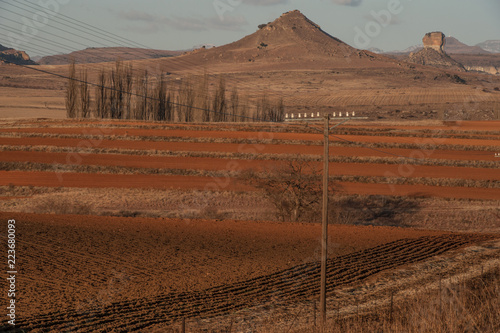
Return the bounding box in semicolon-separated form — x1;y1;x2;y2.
2;212;496;332
0;117;498;331
0;120;498;201
0;136;498;162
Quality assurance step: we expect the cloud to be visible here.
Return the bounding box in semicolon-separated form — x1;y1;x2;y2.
117;10;248;32
242;0;289;5
332;0;363;6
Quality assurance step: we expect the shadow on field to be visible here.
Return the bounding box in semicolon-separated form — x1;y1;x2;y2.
330;195;422;227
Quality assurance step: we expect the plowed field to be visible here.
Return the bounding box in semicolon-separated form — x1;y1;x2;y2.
0;119;498;200
2;212;494;332
0;119;498;332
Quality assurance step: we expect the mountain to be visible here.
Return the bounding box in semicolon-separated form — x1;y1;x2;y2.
444;37;490;54
169;10;399;72
476;40;500;53
37;47;183;65
0;44;36;65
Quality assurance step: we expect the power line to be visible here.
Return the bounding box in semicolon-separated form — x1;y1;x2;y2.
20;0;151;49
0;5;290;106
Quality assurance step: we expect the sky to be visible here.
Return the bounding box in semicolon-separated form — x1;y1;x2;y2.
1;0;499;57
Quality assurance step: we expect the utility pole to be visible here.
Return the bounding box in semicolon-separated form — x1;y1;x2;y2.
285;113;367;331
320;114;329;330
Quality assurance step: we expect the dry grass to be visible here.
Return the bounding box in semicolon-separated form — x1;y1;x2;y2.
1;187;498;233
317;268;500;333
31;196;93;215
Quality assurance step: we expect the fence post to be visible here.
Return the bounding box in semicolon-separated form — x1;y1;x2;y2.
389;291;394;323
313;300;317;329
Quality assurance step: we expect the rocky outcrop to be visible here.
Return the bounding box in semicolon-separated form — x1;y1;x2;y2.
0;44;36;65
407;32;466;72
423;32;445;53
408;48;465;71
464;66;499;75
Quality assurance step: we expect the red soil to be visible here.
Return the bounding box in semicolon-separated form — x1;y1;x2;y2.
1;127;499;147
2;211;493;331
0;212;454;318
1;171;498;200
0;136;496;161
1;150;498;181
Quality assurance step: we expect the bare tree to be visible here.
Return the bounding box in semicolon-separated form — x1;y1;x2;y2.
178;77;195;122
79;69;90;118
94;69;108;119
212;77;227;122
240;159;334;222
194;72;210;122
134;70;148;120
110;60;124;119
65;59;78;118
123;64;133;119
239;94;249;122
229;85;239;122
153;74;167;121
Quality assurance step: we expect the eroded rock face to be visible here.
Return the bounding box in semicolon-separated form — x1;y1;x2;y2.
0;44;36;65
423;32;445;53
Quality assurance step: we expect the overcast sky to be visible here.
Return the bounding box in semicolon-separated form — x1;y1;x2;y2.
1;0;499;57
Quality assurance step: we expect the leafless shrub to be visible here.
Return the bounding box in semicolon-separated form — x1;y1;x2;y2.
240;159;336;222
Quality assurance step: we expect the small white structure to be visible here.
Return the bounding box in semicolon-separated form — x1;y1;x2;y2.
317;112;320;117
339;112;342;117
333;112;336;117
311;113;314;118
285;113;289;119
291;113;294;119
298;113;302;118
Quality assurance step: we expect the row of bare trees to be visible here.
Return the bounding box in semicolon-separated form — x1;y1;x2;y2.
66;61;285;122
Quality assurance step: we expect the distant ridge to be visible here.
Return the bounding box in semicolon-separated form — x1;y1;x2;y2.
476;40;500;54
445;37;490;54
38;47;183;65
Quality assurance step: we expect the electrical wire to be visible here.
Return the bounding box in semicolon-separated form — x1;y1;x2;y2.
0;3;291;107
